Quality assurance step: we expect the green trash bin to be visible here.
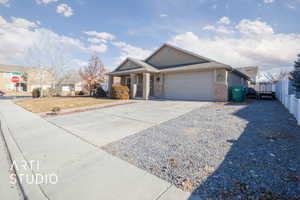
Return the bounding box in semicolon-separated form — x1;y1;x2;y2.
230;86;245;102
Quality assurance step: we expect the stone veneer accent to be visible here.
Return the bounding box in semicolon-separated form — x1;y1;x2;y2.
214;83;228;101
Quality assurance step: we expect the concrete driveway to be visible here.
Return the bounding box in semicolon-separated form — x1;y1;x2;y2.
47;100;209;147
0;99;208;200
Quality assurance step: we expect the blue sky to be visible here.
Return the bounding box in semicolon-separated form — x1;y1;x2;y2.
1;0;300;74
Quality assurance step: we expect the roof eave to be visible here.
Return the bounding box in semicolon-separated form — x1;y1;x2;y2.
108;68;158;76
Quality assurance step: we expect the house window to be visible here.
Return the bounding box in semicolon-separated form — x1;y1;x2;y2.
215;70;226;83
3;73;10;78
5;83;14;91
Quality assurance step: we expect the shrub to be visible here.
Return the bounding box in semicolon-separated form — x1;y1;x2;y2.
75;91;84;96
32;88;41;98
292;54;300;98
51;107;61;114
111;84;129;99
95;86;107;97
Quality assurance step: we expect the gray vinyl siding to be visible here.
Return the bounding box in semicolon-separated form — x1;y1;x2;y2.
147;47;206;68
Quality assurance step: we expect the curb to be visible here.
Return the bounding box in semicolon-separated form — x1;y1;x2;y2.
37;100;136;118
0;113;49;200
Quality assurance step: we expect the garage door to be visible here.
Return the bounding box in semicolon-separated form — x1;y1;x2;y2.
163;71;214;100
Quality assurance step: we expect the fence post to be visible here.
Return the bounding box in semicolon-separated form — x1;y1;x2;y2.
289;95;295;114
284;78;289;108
293;96;298;117
298;99;300;126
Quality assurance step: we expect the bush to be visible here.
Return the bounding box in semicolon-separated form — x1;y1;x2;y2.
75;91;85;96
51;106;61;113
95;86;107;97
32;88;41;98
111;84;129;99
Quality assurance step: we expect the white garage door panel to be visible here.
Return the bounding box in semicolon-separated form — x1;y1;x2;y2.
163;71;214;100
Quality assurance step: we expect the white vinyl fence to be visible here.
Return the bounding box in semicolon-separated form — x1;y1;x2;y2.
275;77;300;125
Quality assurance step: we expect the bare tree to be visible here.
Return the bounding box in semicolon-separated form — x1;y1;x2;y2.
263;70;290;83
25;30;70;96
79;56;106;96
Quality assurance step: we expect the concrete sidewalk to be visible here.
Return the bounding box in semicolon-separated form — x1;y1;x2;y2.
0;100;193;200
0;122;22;200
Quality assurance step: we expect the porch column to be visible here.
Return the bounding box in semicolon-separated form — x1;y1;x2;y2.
143;72;150;100
130;73;137;99
108;75;113;97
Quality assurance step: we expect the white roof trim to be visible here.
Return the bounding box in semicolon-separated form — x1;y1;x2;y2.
113;57;159;73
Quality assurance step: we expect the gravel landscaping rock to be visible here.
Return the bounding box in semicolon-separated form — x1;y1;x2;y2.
102;100;300;199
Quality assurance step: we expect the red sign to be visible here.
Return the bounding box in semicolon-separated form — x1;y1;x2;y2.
11;76;20;83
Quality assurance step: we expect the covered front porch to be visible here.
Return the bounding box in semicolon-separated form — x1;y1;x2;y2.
108;72;156;100
107;57;162;100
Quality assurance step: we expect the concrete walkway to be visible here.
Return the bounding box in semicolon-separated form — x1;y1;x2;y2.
0;100;198;200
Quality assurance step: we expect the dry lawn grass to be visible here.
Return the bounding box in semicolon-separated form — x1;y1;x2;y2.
4;91;31;96
14;97;118;113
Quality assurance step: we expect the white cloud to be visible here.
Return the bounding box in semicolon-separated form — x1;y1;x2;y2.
0;0;9;6
11;17;37;28
263;0;274;3
170;19;300;71
36;0;59;4
236;19;274;37
87;38;107;43
160;14;168;18
70;59;88;67
84;31;115;40
203;25;234;34
0;16;89;65
218;16;230;25
112;41;126;47
286;3;296;9
56;4;73;17
87;44;107;53
112;41;152;64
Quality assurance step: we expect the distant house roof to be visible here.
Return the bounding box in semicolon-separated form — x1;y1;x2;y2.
61;72;82;85
109;44;250;80
0;64;35;73
0;64;52;74
236;66;258;82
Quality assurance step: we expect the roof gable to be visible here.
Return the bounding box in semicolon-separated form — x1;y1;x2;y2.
145;44;212;69
114;58;142;72
113;58;158;73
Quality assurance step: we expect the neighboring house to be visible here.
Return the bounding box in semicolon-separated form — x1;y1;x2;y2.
0;64;54;92
102;68;121;91
108;44;250;101
59;70;119;94
60;72;84;93
237;66;258;84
